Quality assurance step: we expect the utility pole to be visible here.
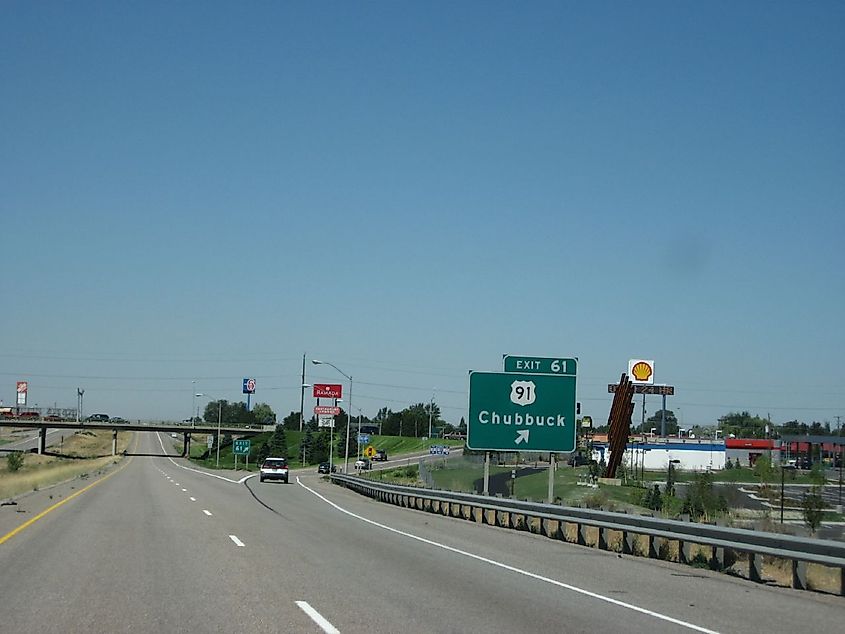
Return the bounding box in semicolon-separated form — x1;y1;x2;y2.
299;353;306;433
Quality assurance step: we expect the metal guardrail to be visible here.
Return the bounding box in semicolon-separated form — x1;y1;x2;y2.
330;474;845;596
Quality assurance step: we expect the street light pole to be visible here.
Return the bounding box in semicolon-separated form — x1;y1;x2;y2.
191;380;197;428
312;359;352;473
428;389;436;440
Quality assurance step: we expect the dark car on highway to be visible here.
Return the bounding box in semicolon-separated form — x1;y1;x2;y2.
373;449;388;461
318;462;336;474
85;413;110;422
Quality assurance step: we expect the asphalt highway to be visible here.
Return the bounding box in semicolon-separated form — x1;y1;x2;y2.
0;432;842;633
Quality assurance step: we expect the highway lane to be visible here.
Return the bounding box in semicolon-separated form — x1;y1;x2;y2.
1;432;842;633
1;427;68;452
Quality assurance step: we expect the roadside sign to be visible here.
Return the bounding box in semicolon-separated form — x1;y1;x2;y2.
467;370;577;453
233;439;251;455
628;359;654;384
358;433;370;444
503;355;577;376
429;445;450;455
16;381;27;406
207;435;214;449
314;405;341;416
364;446;376;458
317;414;335;428
243;378;256;394
313;384;342;398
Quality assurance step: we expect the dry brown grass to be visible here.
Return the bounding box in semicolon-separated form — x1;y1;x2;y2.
0;431;132;499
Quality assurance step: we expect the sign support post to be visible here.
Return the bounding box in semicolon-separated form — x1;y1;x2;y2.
548;453;555;503
483;452;490;495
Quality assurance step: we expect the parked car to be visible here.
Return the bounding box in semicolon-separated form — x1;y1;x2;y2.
85;413;110;422
260;457;289;483
373;449;388;461
354;457;372;470
317;462;336;474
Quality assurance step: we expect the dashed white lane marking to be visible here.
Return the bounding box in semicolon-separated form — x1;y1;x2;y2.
296;477;721;634
190;497;197;501
181;488;188;492
154;432;255;483
203;510;213;516
296;601;339;634
229;535;245;547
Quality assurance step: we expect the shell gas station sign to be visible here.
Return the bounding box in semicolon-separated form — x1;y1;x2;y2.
628;359;654;385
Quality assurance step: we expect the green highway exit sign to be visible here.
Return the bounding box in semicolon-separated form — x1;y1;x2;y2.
233;439;251;455
467;371;577;453
503;355;577;376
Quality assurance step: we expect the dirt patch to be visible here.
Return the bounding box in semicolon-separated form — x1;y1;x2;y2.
0;431;133;500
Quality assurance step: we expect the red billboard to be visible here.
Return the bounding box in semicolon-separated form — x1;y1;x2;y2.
314;405;341;416
313;383;342;399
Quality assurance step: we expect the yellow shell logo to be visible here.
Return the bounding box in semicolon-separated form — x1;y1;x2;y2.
631;361;653;382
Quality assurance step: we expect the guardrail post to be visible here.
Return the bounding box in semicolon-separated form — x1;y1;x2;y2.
622;531;634;555
710;546;725;571
679;540;691;565
748;553;764;583
839;567;845;597
577;523;588;546
791;560;808;591
648;535;659;559
598;527;609;550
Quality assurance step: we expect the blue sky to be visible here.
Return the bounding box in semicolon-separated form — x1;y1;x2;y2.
1;1;843;429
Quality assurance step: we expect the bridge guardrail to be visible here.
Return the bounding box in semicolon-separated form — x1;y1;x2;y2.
330;474;845;596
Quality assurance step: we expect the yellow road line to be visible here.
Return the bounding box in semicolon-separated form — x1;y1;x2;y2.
0;433;138;546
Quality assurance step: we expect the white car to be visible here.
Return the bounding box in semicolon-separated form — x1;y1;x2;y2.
260;457;289;483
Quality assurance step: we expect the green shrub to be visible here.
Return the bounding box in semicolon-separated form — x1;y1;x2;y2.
7;451;25;472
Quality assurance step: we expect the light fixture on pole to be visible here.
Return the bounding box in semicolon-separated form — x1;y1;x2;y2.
312;359;352;474
196;393;223;468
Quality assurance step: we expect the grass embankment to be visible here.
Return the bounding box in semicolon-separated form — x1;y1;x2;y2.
184;431;464;471
0;431;132;500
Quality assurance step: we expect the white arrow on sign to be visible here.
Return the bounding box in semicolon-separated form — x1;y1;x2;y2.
515;430;529;445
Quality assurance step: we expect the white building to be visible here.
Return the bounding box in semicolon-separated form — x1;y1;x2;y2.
592;439;726;472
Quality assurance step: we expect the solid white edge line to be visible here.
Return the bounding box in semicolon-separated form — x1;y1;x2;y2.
229;534;245;547
295;477;721;634
295;601;340;634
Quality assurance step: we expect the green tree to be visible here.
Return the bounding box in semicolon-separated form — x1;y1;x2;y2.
281;410;300;431
251;403;276;426
718;411;769;439
268;425;288;458
647;484;663;511
645;409;678;435
256;440;271;466
753;454;775;485
802;488;825;534
682;472;728;521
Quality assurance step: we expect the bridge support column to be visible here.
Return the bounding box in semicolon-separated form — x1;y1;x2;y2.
38;427;47;455
112;430;118;456
182;433;190;457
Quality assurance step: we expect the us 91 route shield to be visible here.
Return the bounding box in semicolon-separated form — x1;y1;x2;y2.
467;371;576;453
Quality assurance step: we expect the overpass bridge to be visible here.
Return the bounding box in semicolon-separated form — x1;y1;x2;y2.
0;421;265;456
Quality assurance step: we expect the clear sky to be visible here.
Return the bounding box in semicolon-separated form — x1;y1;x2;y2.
1;1;843;430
